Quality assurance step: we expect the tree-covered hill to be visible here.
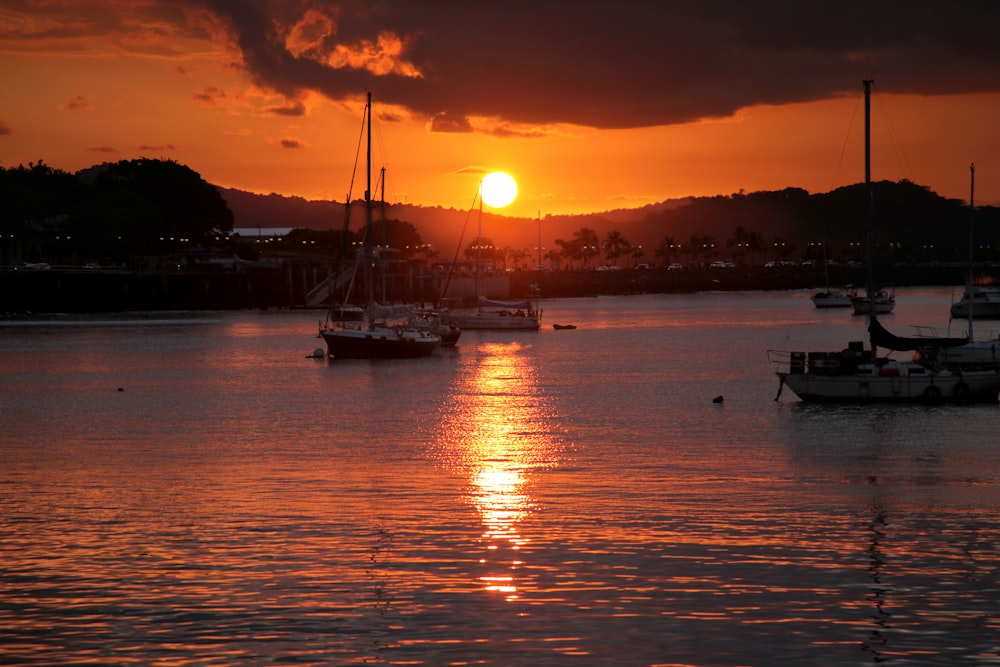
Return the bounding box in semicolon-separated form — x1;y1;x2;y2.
3;158;997;268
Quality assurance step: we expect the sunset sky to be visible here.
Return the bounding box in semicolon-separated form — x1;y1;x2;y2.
3;1;1000;219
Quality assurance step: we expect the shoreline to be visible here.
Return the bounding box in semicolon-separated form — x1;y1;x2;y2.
0;263;974;314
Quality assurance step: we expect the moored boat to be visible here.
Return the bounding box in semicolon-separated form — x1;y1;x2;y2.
811;289;852;308
317;92;441;359
950;285;1000;320
850;288;895;315
445;298;541;331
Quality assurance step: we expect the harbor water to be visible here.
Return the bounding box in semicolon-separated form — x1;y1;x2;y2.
1;287;998;666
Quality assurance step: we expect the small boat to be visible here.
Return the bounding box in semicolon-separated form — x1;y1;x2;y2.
811;289;852;309
937;164;1000;367
950;285;1000;320
851;288;895;315
552;323;577;330
811;246;851;308
409;308;461;347
445;298;542;331
440;181;542;331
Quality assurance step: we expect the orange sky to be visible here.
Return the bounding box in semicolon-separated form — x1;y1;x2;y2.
3;1;1000;220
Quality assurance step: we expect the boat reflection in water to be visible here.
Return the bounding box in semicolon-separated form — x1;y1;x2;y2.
433;341;559;601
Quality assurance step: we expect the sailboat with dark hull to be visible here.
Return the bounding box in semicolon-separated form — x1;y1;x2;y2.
318;92;441;360
770;80;1000;403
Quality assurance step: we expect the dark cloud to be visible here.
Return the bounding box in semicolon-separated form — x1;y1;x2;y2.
62;94;94;111
279;137;304;149
189;0;1000;131
192;86;227;106
266;100;306;116
88;146;118;153
136;144;178;151
0;121;10;135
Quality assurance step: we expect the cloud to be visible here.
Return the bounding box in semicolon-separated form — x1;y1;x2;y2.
192;86;227;106
0;121;11;135
279;137;305;149
88;145;118;153
61;94;94;111
136;144;177;151
187;0;1000;132
8;1;1000;133
266;99;306;116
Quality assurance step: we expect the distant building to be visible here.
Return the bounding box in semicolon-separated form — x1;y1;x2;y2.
232;227;295;239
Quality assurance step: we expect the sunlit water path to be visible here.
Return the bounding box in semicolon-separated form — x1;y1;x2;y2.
2;288;998;666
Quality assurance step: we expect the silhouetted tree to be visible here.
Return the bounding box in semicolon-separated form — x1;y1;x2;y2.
602;230;630;266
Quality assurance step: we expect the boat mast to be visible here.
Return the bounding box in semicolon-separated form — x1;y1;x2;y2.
364;91;374;310
967;162;976;340
864;79;876;362
380;165;387;304
477;185;483;301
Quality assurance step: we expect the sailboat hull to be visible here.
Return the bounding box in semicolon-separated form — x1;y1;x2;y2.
445;311;541;330
778;369;1000;403
811;291;852;308
320;326;441;359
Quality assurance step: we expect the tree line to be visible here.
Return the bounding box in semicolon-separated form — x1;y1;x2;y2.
4;159;998;272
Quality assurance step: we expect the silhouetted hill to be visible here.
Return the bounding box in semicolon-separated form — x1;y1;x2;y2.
219;180;999;264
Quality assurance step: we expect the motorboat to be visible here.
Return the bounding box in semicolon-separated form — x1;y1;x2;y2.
950;285;1000;320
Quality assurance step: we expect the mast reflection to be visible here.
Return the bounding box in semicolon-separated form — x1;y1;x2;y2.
435;341;557;601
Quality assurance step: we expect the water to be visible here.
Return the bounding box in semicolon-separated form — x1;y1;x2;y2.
2;288;998;666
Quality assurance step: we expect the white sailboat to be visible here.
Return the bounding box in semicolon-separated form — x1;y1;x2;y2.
938;164;1000;367
770;80;1000;403
811;289;853;309
811;238;852;308
850;288;895;315
318;92;441;359
443;183;542;331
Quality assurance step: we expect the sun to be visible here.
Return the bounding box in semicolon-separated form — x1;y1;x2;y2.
481;171;518;208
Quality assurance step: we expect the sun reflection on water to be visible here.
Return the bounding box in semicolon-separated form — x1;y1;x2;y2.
434;341;559;601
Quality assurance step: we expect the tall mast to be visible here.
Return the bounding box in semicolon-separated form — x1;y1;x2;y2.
968;162;976;339
364;91;373;306
477;185;483;300
863;79;876;360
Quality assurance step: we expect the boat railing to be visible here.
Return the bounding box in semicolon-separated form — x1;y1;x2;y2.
766;349;795;372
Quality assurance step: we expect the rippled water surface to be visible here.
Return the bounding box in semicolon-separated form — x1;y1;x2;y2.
2;289;999;666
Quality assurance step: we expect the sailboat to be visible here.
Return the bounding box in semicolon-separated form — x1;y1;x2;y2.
949;164;1000;321
318;92;441;359
938;164;1000;367
442;184;542;331
850;287;895;315
811;222;852;308
770;80;1000;403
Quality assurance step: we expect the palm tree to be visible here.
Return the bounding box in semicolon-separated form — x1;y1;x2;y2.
574;227;600;268
746;230;765;267
602;230;630;267
683;234;717;265
655;236;680;267
727;225;749;266
554;237;582;269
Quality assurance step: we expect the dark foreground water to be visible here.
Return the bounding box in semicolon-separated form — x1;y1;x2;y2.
2;288;998;666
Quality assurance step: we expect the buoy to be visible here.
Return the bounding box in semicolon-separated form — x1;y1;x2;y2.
312;348;325;358
712;395;724;403
117;387;124;392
